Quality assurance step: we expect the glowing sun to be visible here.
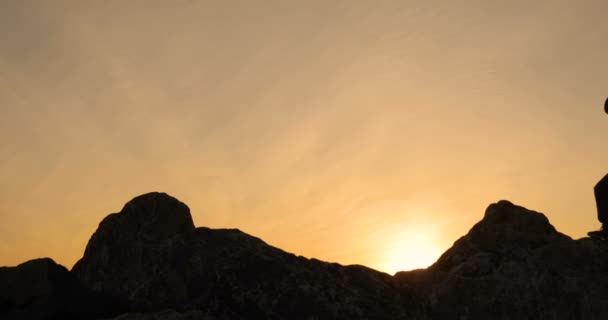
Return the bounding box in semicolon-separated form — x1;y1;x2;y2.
378;227;444;275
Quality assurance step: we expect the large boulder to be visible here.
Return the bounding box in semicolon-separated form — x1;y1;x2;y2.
396;200;608;320
432;200;571;272
72;192;195;310
0;258;123;320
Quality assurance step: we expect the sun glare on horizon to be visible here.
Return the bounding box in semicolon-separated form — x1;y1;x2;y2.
377;227;445;275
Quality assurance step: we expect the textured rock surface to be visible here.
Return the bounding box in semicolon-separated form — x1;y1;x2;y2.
104;309;211;320
395;200;608;320
72;192;195;309
5;193;608;319
72;192;420;319
0;258;124;320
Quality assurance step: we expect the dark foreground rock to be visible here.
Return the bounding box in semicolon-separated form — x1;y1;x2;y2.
4;193;608;319
0;258;124;320
72;192;419;319
72;192;195;311
104;309;210;320
396;200;608;319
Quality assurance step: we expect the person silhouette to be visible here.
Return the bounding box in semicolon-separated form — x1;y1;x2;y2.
588;98;608;238
590;174;608;237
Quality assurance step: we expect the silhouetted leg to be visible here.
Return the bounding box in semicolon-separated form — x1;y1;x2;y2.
595;174;608;226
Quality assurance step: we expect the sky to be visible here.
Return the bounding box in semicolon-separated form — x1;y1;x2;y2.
1;0;607;275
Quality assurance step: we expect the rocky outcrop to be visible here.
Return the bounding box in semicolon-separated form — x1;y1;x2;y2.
395;200;608;319
72;192;420;319
72;192;195;311
0;258;124;320
4;193;608;319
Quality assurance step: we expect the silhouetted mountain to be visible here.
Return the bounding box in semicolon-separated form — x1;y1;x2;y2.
2;193;608;319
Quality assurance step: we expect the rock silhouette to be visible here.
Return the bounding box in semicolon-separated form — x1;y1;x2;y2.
0;258;125;319
395;200;608;319
72;192;195;311
72;192;416;318
3;192;608;319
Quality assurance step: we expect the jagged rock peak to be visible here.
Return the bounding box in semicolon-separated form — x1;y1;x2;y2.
425;199;571;276
470;200;570;248
393;200;606;319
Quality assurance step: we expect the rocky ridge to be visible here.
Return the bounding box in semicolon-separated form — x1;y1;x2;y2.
396;200;608;319
2;193;608;319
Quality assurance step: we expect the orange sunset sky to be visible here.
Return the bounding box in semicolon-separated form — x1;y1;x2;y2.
1;1;607;274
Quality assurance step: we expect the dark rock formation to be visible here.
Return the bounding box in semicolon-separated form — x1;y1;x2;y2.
104;309;210;320
396;200;608;319
72;192;195;310
0;258;124;320
5;193;608;319
72;192;420;319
